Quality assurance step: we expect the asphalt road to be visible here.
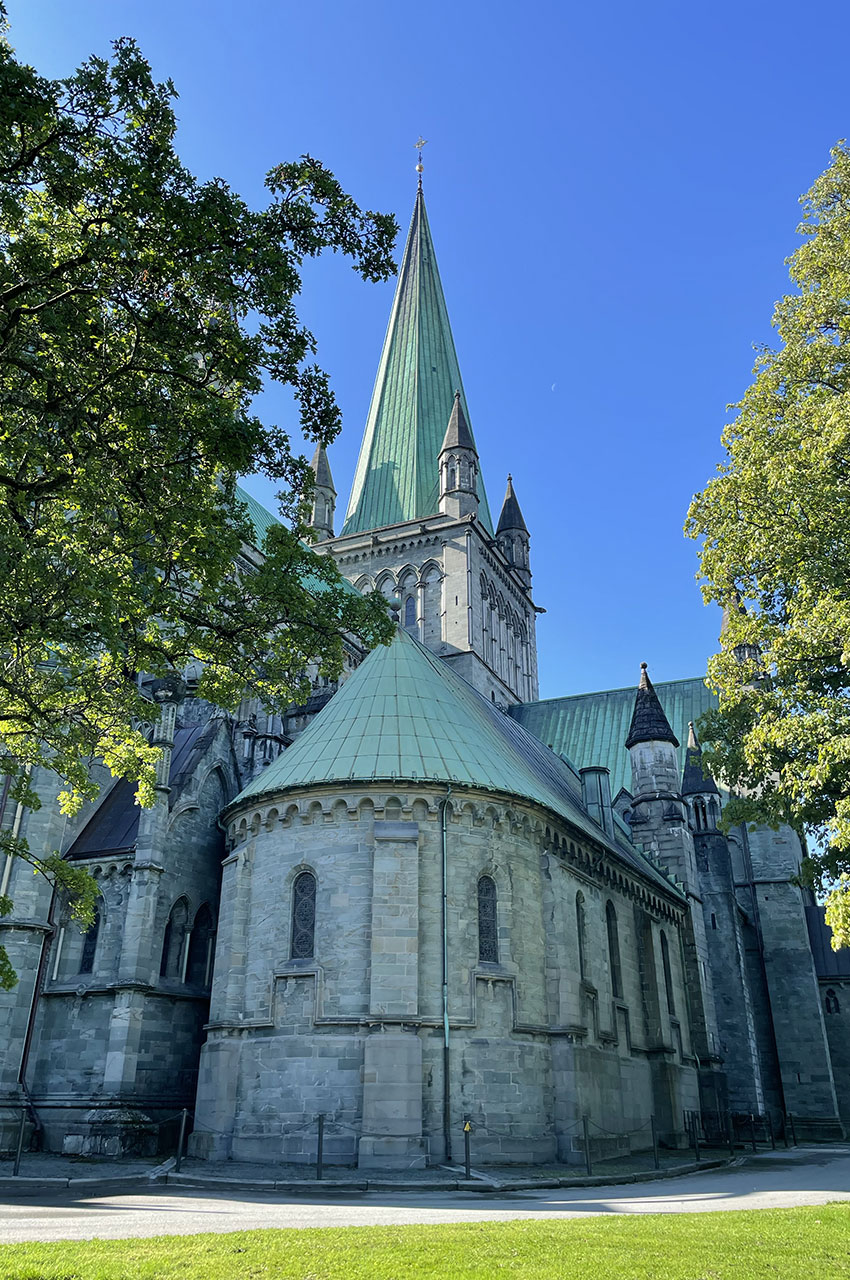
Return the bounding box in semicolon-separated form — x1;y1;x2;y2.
1;1146;848;1243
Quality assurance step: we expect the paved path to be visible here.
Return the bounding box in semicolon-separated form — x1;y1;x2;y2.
1;1146;848;1243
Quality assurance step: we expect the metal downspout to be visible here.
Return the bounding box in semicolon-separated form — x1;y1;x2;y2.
441;785;452;1162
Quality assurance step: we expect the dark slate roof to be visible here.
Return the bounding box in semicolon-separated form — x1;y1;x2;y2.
340;187;493;535
310;444;335;493
440;390;477;454
509;676;714;799
232;629;683;901
496;475;528;535
65;724;208;859
625;664;680;750
805;904;850;979
681;722;720;796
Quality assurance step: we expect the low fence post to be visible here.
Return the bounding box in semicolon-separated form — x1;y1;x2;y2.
766;1111;776;1151
650;1114;659;1170
463;1120;472;1181
12;1110;26;1177
787;1112;797;1146
175;1108;188;1173
726;1111;735;1156
749;1113;757;1152
693;1113;701;1163
316;1113;324;1181
582;1115;592;1177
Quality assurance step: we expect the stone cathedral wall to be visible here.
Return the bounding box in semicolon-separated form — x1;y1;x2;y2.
192;785;696;1166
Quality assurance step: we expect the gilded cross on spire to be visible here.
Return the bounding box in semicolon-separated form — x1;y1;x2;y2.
414;137;427;186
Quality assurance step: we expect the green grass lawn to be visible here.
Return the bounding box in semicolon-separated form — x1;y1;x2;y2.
0;1205;848;1279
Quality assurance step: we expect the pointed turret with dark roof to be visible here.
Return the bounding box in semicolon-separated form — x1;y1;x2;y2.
309;443;336;542
496;475;531;589
441;388;477;453
496;474;528;535
625;663;680;750
341;187;493;536
439;389;479;519
681;722;719;796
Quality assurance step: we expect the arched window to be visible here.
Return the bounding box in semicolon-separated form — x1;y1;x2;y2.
404;595;417;630
660;930;676;1015
79;902;101;975
606;900;622;998
825;988;840;1014
160;897;189;980
478;875;498;963
291;871;317;959
448;464;456;490
187;903;216;988
576;891;587;979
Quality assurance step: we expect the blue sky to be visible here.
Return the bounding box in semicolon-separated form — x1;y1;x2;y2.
8;1;848;698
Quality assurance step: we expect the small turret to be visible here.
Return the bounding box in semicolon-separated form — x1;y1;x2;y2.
626;662;681;800
309;444;336;542
496;475;531;589
682;721;720;832
438;391;479;519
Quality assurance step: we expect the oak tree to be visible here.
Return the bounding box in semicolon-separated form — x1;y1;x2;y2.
687;142;850;947
0;20;396;985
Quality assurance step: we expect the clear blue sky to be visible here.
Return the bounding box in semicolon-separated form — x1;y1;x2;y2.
8;1;848;699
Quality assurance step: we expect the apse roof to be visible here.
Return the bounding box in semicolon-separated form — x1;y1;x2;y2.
231;629;682;899
510;677;716;800
341;188;493;536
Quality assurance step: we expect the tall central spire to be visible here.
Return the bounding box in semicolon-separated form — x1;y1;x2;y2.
341;188;493;536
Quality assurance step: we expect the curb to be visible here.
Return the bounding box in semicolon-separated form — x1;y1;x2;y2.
0;1173;159;1197
163;1156;733;1195
0;1155;735;1199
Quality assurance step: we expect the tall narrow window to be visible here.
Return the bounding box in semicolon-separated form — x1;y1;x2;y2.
404;595;417;630
660;930;676;1015
79;902;101;975
160;897;189;980
825;988;840;1014
576;891;586;979
291;871;317;959
605;900;622;998
478;875;498;963
187;903;216;988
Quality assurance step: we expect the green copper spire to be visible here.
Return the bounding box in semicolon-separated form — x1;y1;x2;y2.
341;188;493;536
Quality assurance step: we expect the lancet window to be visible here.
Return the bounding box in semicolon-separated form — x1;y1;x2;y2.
576;891;587;979
478;875;498;963
291;871;317;959
160;897;189;981
79;902;101;975
187;903;216;988
660;930;676;1015
606;900;622;998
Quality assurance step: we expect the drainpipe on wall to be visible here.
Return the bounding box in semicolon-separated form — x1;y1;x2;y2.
441;785;453;1162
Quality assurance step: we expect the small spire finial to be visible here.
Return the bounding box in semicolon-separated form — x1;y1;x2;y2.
414;136;427;186
640;661;648;670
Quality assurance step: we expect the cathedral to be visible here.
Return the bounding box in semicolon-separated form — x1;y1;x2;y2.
0;184;847;1167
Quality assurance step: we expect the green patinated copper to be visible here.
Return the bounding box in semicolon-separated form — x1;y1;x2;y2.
341;188;493;536
230;629;682;897
509;678;717;800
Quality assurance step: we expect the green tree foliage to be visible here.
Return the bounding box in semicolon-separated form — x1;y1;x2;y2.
686;142;850;948
0;19;396;984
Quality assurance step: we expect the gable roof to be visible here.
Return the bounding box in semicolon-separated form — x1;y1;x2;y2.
341;188;493;536
65;723;211;859
230;629;682;899
509;677;716;800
